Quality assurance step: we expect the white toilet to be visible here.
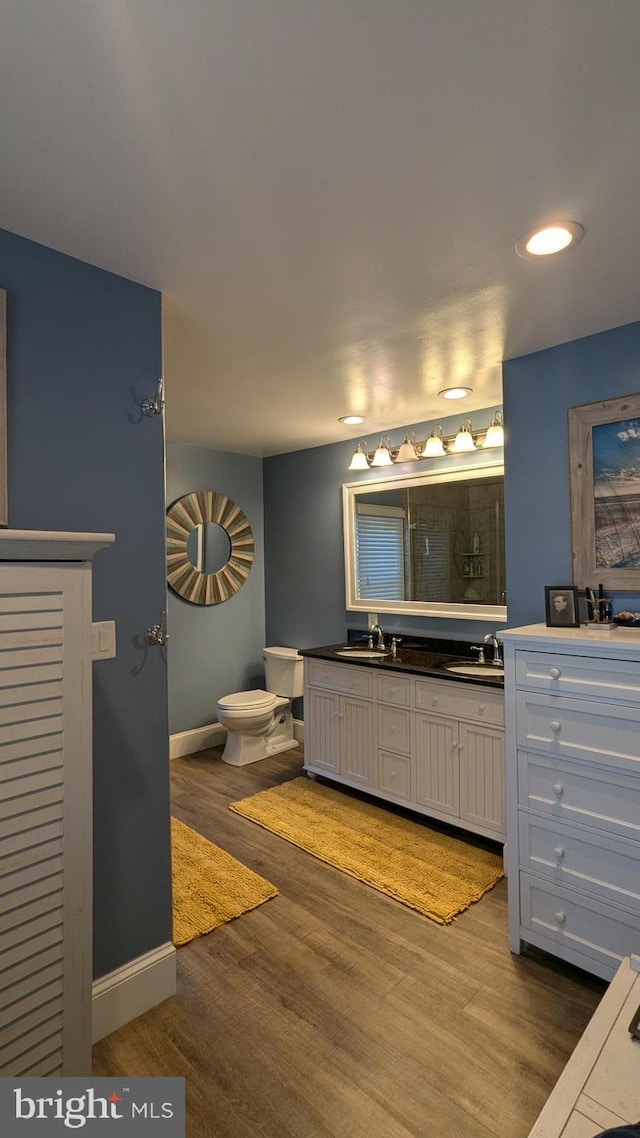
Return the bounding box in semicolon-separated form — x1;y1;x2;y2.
216;646;304;766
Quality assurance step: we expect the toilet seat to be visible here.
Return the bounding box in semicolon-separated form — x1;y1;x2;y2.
218;689;277;713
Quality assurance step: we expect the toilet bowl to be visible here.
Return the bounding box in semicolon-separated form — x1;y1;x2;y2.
217;647;303;766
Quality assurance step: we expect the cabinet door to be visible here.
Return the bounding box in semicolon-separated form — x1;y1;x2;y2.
305;688;341;774
459;723;505;838
0;563;92;1076
414;712;459;817
341;696;376;789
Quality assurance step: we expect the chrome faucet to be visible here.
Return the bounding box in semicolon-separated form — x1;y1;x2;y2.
483;633;503;666
369;624;386;650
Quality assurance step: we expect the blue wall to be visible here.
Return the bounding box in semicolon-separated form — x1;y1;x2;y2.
264;406;504;651
503;320;640;627
1;228;170;979
166;443;265;734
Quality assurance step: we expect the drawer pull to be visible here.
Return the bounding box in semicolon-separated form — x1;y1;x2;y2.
552;783;564;796
554;910;566;925
549;720;562;733
390;687;397;697
432;696;440;705
335;712;344;720
478;704;486;714
549;666;562;680
553;846;565;860
390;770;398;779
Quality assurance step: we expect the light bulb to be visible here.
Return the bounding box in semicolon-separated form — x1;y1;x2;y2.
348;442;370;470
423;427;446;457
371;437;393;467
452;419;476;453
395;432;419;462
483;412;504;448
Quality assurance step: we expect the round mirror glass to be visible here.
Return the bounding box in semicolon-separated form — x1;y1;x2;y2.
186;522;232;575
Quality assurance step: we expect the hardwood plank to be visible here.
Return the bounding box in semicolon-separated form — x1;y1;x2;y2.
93;745;605;1138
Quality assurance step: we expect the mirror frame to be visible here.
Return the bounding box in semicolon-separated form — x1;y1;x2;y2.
343;460;507;621
166;491;254;605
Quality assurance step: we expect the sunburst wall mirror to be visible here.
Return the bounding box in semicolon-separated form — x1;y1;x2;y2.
166;491;254;605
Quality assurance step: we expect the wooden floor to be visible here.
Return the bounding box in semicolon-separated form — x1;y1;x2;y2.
93;746;605;1138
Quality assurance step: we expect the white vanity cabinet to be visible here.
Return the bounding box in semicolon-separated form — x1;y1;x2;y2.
502;623;640;981
304;659;376;789
0;530;113;1076
304;657;505;841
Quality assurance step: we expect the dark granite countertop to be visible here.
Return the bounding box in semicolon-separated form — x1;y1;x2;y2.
299;633;504;689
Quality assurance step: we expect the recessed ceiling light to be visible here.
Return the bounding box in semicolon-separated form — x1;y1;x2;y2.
516;221;584;259
339;414;366;425
438;387;472;400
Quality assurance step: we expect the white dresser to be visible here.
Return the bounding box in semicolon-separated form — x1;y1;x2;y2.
304;656;505;841
0;530;113;1076
502;623;640;981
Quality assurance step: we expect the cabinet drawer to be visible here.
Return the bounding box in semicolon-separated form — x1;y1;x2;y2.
518;812;640;914
415;678;504;726
377;673;411;707
516;691;640;773
378;750;411;801
307;660;373;699
377;705;411;755
518;752;640;843
516;649;640;705
519;872;640;975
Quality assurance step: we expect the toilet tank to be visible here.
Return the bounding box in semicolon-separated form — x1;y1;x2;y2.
263;647;304;697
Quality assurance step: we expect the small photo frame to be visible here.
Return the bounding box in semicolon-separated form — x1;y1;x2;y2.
545;585;580;628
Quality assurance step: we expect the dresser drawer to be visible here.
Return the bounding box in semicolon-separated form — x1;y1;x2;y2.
415;678;504;726
516;691;640;773
518;812;640;914
515;649;640;705
307;660;373;699
518;752;640;843
377;705;411;755
519;872;640;976
377;673;411;707
378;750;411;801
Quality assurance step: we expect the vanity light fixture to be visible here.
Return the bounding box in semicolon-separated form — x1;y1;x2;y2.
346;416;503;470
339;414;366;425
347;441;370;471
482;411;504;448
423;425;446;457
516;221;584;259
451;417;477;453
395;430;420;463
371;436;394;467
438;386;473;400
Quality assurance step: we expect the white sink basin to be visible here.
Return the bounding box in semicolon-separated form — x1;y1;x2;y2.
445;663;504;677
335;647;389;659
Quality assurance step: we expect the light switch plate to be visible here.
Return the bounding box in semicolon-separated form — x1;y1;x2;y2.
92;620;116;661
367;613;378;628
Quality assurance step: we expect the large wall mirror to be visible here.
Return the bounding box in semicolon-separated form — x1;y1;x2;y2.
343;463;506;621
167;491;254;605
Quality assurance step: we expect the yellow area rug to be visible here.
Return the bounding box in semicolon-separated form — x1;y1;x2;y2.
171;817;278;946
229;778;503;924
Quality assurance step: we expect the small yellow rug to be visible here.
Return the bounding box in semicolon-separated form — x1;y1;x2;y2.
229;778;503;924
171;817;278;946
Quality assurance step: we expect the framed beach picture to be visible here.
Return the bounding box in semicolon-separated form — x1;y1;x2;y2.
568;393;640;591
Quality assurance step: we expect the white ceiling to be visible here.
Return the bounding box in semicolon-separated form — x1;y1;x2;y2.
2;1;640;456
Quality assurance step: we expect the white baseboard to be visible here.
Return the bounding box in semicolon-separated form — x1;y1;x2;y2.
92;942;177;1043
170;718;304;759
170;722;226;759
